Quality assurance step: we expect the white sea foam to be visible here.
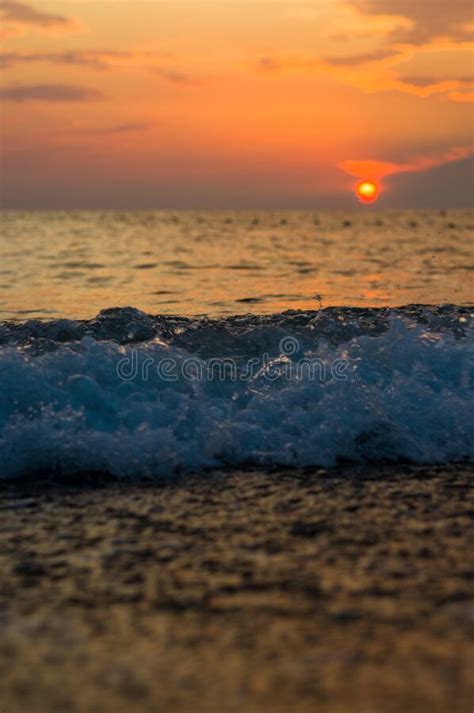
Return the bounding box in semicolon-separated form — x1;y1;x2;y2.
0;307;472;480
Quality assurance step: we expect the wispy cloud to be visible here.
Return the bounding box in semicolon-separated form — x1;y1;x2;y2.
0;1;77;38
323;48;397;67
254;1;473;103
0;83;105;102
398;75;473;88
152;67;201;85
348;0;473;45
255;45;474;102
0;1;71;27
339;145;474;186
0;50;133;70
0;49;200;85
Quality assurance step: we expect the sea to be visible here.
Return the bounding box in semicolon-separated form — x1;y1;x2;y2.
0;209;473;479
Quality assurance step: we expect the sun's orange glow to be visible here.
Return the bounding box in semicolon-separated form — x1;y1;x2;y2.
355;180;379;204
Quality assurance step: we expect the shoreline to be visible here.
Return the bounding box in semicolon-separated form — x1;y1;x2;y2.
1;463;473;712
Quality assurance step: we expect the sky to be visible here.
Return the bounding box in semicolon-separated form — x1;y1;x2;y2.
0;0;473;209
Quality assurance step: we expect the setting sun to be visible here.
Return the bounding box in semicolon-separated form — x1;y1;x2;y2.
356;180;379;204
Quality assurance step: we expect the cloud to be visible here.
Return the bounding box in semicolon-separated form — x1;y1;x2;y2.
152;67;201;84
0;49;153;70
323;48;397;67
398;74;473;88
0;49;198;83
395;74;473;101
255;44;473;101
330;3;473;98
348;0;473;45
0;1;76;37
0;1;71;27
256;50;403;75
338;145;474;186
0;83;105;102
254;2;473;103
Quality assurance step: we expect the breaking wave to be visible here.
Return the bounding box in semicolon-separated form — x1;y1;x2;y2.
0;305;473;480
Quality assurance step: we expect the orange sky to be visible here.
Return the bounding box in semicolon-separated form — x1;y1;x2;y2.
1;0;473;208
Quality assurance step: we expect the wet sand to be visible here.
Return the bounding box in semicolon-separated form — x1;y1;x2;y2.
0;464;473;713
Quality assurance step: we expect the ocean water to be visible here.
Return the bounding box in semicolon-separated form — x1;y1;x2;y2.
1;210;473;319
0;210;473;479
